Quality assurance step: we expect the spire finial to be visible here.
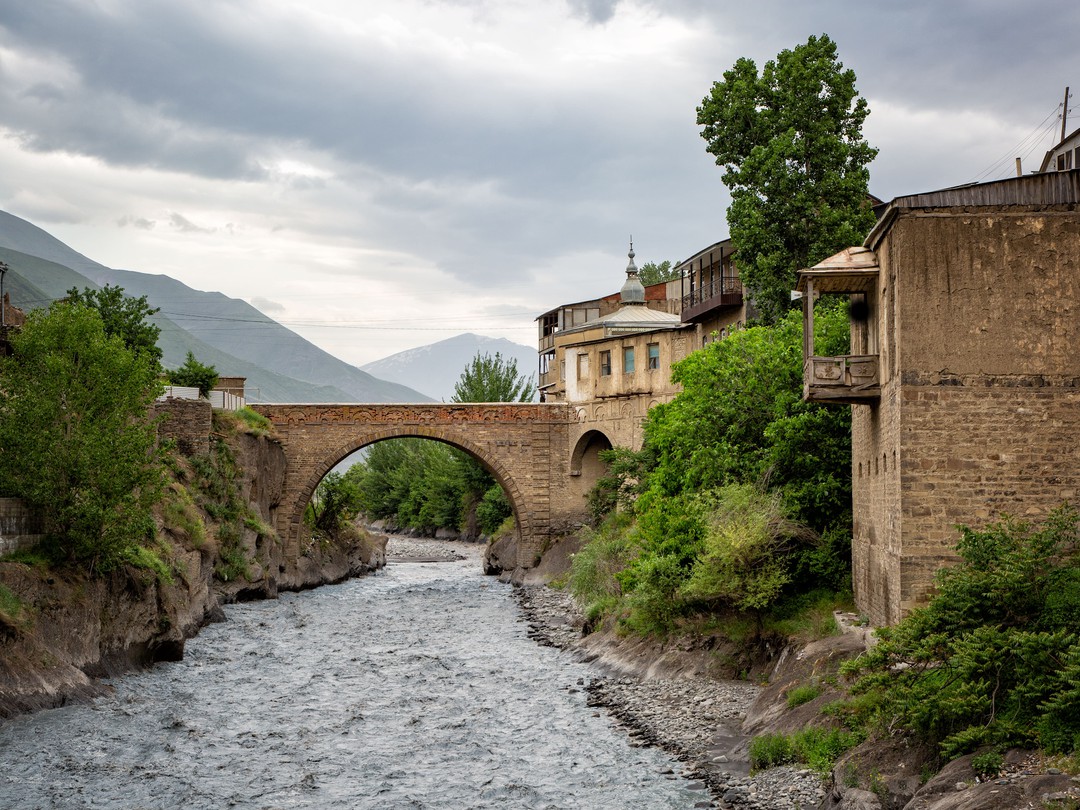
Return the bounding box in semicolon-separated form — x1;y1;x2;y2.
620;237;645;304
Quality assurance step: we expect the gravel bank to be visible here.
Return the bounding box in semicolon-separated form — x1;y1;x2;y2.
515;584;829;810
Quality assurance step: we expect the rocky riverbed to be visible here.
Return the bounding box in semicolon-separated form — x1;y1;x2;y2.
514;584;829;810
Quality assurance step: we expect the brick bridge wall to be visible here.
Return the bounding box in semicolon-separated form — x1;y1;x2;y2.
251;403;581;570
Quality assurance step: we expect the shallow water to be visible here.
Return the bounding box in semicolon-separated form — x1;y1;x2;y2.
0;542;707;809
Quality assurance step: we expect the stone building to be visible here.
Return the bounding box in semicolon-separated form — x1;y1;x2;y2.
536;246;695;502
798;169;1080;625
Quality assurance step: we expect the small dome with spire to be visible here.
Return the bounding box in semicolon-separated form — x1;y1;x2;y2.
619;239;645;305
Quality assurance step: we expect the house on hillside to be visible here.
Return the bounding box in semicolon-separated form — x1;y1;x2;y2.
538;246;690;455
536;240;755;508
675;238;749;347
797;169;1080;626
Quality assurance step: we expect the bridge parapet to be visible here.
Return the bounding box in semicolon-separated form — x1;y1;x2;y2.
251;403;582;570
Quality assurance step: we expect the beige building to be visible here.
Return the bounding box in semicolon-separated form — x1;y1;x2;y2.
798;169;1080;626
537;246;694;501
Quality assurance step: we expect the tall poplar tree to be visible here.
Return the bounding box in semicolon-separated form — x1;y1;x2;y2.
697;34;878;323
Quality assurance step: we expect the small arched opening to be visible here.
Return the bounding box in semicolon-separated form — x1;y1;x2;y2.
567;429;614;506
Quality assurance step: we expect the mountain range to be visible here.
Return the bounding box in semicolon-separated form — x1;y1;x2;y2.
360;333;537;402
0;210;534;403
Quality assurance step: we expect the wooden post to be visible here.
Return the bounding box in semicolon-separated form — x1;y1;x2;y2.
1063;86;1071;143
803;278;815;362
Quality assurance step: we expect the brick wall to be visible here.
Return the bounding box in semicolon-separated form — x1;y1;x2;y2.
853;204;1080;625
154;397;212;456
0;497;43;556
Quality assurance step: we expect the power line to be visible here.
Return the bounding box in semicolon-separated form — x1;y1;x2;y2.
971;101;1065;183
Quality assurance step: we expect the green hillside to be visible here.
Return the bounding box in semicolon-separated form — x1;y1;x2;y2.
0;212;431;403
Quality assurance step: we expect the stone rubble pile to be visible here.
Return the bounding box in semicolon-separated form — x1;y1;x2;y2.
515;583;829;809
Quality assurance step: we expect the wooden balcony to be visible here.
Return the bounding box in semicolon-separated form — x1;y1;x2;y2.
680;276;743;323
804;355;880;403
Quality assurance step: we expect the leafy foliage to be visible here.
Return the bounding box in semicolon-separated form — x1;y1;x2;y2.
576;306;853;635
681;485;814;613
0;301;166;573
644;306;851;539
452;351;536;403
638;260;679;286
308;471;361;536
476;484;513;536
844;507;1080;758
749;728;864;775
697;34;878;323
349;439;471;533
170;351;219;398
65;284;162;367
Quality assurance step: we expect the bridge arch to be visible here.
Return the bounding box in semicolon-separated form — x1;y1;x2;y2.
292;427;532;543
251;403;582;571
567;428;614;506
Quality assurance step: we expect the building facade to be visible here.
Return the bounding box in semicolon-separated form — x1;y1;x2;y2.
799;170;1080;625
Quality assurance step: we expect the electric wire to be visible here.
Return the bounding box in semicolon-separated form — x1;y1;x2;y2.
971;101;1066;183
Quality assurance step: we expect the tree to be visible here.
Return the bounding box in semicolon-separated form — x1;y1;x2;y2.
638;260;680;286
170;351;219;397
697;34;878;323
66;284;162;366
0;301;165;571
452;351;536;403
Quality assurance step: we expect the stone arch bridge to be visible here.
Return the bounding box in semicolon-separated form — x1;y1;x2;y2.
251;403;610;570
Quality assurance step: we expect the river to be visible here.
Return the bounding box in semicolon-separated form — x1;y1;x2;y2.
0;539;711;809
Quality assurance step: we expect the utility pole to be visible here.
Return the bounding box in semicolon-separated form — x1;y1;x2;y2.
1062;86;1071;143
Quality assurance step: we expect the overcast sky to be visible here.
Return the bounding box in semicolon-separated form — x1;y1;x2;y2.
0;1;1076;366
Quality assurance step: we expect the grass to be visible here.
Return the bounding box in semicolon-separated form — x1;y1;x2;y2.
786;683;823;708
749;727;865;775
0;582;28;631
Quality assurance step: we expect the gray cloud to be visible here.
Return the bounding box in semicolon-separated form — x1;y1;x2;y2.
117;215;156;230
0;0;1076;312
169;213;214;234
250;296;285;313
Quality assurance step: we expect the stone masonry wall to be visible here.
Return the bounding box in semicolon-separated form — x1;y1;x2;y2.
154;397;212;456
853;204;1080;625
0;497;43;557
252;403;578;571
896;379;1080;616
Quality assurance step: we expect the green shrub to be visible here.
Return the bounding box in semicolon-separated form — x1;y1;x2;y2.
476;484;513;536
121;544;174;585
567;512;637;629
786;684;822;708
749;733;794;770
846;507;1080;758
971;751;1003;779
681;484;810;612
0;583;27;632
750;728;862;774
235;407;273;436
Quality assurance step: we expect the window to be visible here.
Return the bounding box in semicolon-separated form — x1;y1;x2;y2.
560;359;566;381
647;343;660;370
623;346;635;373
576;353;589;380
599;350;612;377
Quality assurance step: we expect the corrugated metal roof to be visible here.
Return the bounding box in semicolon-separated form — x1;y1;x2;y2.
867;169;1080;248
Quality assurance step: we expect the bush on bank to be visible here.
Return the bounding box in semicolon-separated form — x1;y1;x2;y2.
0;301;166;575
573;305;854;637
840;506;1080;760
